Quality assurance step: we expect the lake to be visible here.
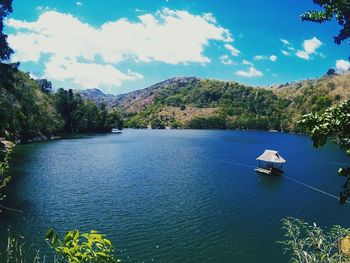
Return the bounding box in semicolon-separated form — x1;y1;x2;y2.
1;129;350;262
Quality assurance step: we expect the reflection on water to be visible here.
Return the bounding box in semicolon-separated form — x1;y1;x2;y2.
257;173;283;190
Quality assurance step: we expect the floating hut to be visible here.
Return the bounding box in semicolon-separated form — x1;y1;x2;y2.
255;150;286;175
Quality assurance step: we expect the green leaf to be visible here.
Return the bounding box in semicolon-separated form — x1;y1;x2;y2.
45;228;54;240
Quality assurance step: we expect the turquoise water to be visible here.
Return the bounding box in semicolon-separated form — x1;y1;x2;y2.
1;129;350;262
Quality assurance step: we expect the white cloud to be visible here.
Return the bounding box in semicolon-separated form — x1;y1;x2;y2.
296;50;310;60
220;55;233;65
281;50;290;56
29;72;40;79
7;9;232;65
269;55;277;62
44;56;143;89
280;37;323;60
336;59;350;71
254;55;265;61
7;33;43;62
6;9;233;89
280;39;290;45
242;59;253;65
295;37;322;60
235;66;263;78
253;55;277;62
224;44;240;56
280;38;295;51
76;1;83;6
202;13;217;23
36;6;52;12
303;37;322;54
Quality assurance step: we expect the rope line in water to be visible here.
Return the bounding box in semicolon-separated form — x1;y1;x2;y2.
283;175;350;204
209;157;350;204
210;158;256;169
328;161;350;166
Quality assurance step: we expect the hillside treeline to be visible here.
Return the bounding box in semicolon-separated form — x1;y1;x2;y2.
124;74;350;131
0;64;123;142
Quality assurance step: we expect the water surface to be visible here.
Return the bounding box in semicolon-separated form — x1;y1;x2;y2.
1;129;350;262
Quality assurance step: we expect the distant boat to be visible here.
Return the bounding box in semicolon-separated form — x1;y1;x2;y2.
255;150;286;175
111;128;122;134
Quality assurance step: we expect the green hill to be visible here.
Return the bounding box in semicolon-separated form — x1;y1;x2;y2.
2;63;349;138
118;73;350;131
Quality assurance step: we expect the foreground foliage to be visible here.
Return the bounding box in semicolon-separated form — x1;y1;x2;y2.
280;217;350;263
3;229;120;263
0;140;13;210
45;228;120;263
5;232;41;263
299;100;350;203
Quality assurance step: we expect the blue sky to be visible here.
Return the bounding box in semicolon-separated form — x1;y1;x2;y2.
5;0;350;94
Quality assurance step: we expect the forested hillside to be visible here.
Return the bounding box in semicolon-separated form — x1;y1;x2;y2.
1;63;349;140
108;73;350;131
0;64;123;143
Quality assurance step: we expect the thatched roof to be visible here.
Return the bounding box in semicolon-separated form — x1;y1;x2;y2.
256;150;286;164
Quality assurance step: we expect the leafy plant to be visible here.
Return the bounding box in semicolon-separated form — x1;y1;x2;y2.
45;228;120;263
0;141;14;209
280;217;350;263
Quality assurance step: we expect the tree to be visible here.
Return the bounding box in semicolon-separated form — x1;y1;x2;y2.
107;110;123;131
301;0;350;48
299;100;350;203
35;78;53;94
0;0;13;61
326;68;337;76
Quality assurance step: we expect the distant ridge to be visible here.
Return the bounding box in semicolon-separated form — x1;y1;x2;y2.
75;72;350;131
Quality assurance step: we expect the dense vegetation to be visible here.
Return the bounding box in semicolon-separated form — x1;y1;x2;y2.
124;78;290;130
280;217;350;263
123;74;350;131
0;140;13;211
0;66;123;143
5;228;120;262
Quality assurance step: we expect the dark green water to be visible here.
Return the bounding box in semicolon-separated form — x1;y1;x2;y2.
1;129;350;262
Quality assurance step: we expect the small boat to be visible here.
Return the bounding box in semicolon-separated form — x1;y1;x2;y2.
255;149;286;175
111;128;122;134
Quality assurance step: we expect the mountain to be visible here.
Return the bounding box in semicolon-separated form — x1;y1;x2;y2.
75;77;200;111
76;72;350;131
75;88;121;106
